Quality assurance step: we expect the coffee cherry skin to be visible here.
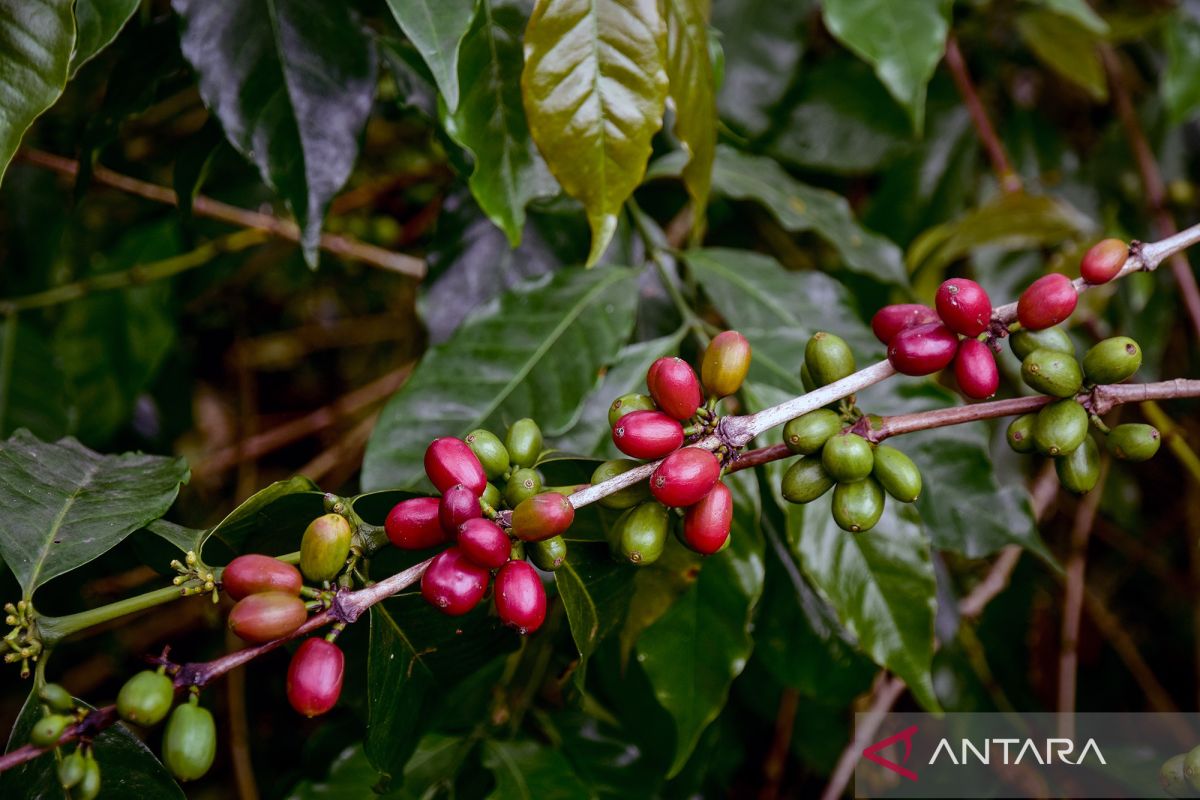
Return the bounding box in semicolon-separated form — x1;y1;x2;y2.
504;467;543;507
647;357;703;420
783;409;842;455
872;446;922;503
1082;336;1142;385
832;478;885;533
608;393;657;427
465;429;510;479
228;591;308;643
935;278;992;336
650;448;721;507
612;410;684;459
505;418;543;468
1021;348;1083;398
701;331;752;398
30;714;70;747
800;363;816;392
1010;326;1074;360
163;697;217;781
481;482;501;510
529;535;568;570
615;501;671;564
39;683;75;713
871;304;939;345
424;437;488;495
887;323;959;376
954;339;1000;399
821;432;874;483
287;638;344;718
117;669;175;725
1160;753;1188;797
683;482;733;554
1107;423;1161;462
1033;399;1089;456
76;754;101;800
439;483;482;533
1006;414;1038;454
494;560;547;634
591;459;651;509
58;749;86;789
510;493;575;542
300;513;353;583
1184;745;1200;792
221;554;303;600
1056;436;1100;494
385;497;450;550
805;332;856;387
457;518;512;569
781;457;835;504
421;548;489;615
1017;274;1078;330
1080;238;1127;284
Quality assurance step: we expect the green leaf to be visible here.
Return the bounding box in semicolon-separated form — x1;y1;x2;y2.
1164;3;1200;124
0;0;75;187
1016;9;1108;101
522;0;669;264
385;0;475;112
173;0;377;265
0;430;189;600
820;0;952;133
70;0;139;75
1028;0;1109;35
0;318;69;441
483;740;593;800
200;476;323;559
551;710;661;798
711;0;810;134
143;518;206;555
637;471;764;777
664;0;716;234
557;542;635;685
788;492;940;710
443;0;557;246
289;737;463;800
363;267;639;491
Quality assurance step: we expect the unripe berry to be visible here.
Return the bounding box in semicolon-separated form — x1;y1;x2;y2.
222;554;303;600
117;670;175;726
871;446;922;503
494;560;547;634
529;535;568;571
505;418;543;468
424;437;487;495
821;432;874;483
682;481;733;555
75;754;100;799
421;548;489;615
781;457;835;504
1080;238;1127;284
439;483;482;533
510;493;575;542
1082;336;1142;385
649;448;721;507
1006;414;1038;454
39;683;74;713
1010;326;1074;360
1033;399;1089;456
385;497;449;550
1184;747;1200;792
1021;349;1083;398
58;749;86;789
591;458;651;509
701;331;752;398
1160;753;1188;798
457;518;512;569
805;332;856;387
464;429;510;479
504;468;543;507
300;513;352;583
887;323;959;376
1017;274;1078;330
228;591;307;643
871;304;939;345
615;500;671;564
163;697;216;781
832;478;885;533
481;482;501;510
30;713;70;747
1107;423;1161;462
935;278;992;336
647;357;703;420
783;409;842;455
953;339;1000;399
287;638;344;718
1056;435;1100;494
611;410;684;459
608;393;657;427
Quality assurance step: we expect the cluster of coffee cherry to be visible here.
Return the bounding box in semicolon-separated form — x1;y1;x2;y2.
1160;744;1200;797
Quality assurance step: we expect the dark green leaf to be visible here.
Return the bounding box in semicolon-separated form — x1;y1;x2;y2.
288;738;466;800
557;542;635;685
0;429;188;599
363;267;639;491
173;0;377;265
0;318;70;441
483;740;593;800
143;518;205;555
384;0;475;112
200;476;322;559
287;744;378;800
618;537;701;667
664;0;716;233
711;0;810;134
522;0;669;264
70;0;139;75
1016;9;1107;101
551;710;661;798
1164;3;1200;124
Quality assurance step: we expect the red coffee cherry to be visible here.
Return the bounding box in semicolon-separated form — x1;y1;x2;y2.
935;278;992;336
439;484;482;533
1017;274;1078;331
286;638;344;718
421;547;489;615
611;410;684;459
870;304;939;345
221;554;302;600
649;448;721;508
385;497;450;550
227;591;307;643
456;518;511;569
646;357;702;420
953;339;1000;400
1080;238;1127;284
887;323;959;376
510;493;575;542
424;438;487;495
700;331;752;398
682;481;733;554
494;560;547;634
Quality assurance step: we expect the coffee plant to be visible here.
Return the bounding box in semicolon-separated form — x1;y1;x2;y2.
3;0;1200;797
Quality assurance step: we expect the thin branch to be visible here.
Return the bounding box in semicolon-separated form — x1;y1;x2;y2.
759;687;800;800
819;675;907;800
944;35;1022;193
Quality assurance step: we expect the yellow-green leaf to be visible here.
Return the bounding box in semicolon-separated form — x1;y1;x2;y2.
664;0;716;238
1016;9;1108;101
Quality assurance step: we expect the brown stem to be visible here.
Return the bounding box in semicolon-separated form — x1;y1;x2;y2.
945;35;1022;193
868;395;1054;442
759;687;800;800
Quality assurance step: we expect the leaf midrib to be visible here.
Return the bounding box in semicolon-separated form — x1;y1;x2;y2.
23;456;101;599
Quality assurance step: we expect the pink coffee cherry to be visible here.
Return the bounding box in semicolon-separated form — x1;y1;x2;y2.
887;323;959;376
953;339;1000;400
871;304;939;345
1017;274;1078;331
493;560;547;634
935;278;992;337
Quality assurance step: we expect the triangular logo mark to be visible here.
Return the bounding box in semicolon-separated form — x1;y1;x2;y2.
862;724;919;781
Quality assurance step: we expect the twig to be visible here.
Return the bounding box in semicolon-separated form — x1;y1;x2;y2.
944;35;1022;193
759;687;800;800
224;629;260;800
819;675;907;800
296;410;380;484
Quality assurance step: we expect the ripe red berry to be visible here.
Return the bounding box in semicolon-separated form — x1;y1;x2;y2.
510;493;575;541
1080;238;1127;284
935;278;992;336
494;560;547;634
646;357;702;420
887;323;959;376
286;638;344;718
1017;274;1078;331
700;331;752;398
870;304;939;345
457;518;511;569
424;438;487;495
953;339;1000;399
682;481;733;554
227;591;307;643
385;497;450;550
221;554;302;600
439;483;482;533
612;410;684;459
649;448;721;507
421;547;489;615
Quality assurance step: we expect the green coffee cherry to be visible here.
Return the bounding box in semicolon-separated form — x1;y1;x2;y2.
1010;327;1073;360
163;696;217;782
821;433;874;483
1082;336;1142;385
39;683;74;713
1033;399;1089;456
1161;753;1189;798
781;457;835;504
117;669;175;726
30;713;70;747
465;429;509;479
77;753;101;800
591;459;651;510
481;482;501;510
608;393;656;427
504;468;543;507
832;478;885;533
1056;436;1100;494
1021;349;1083;398
529;535;568;571
800;363;816;392
1006;414;1038;454
783;409;843;455
1183;744;1200;791
300;513;352;583
872;446;922;503
505;418;543;468
1107;423;1161;462
805;332;856;387
615;501;670;565
58;748;86;789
